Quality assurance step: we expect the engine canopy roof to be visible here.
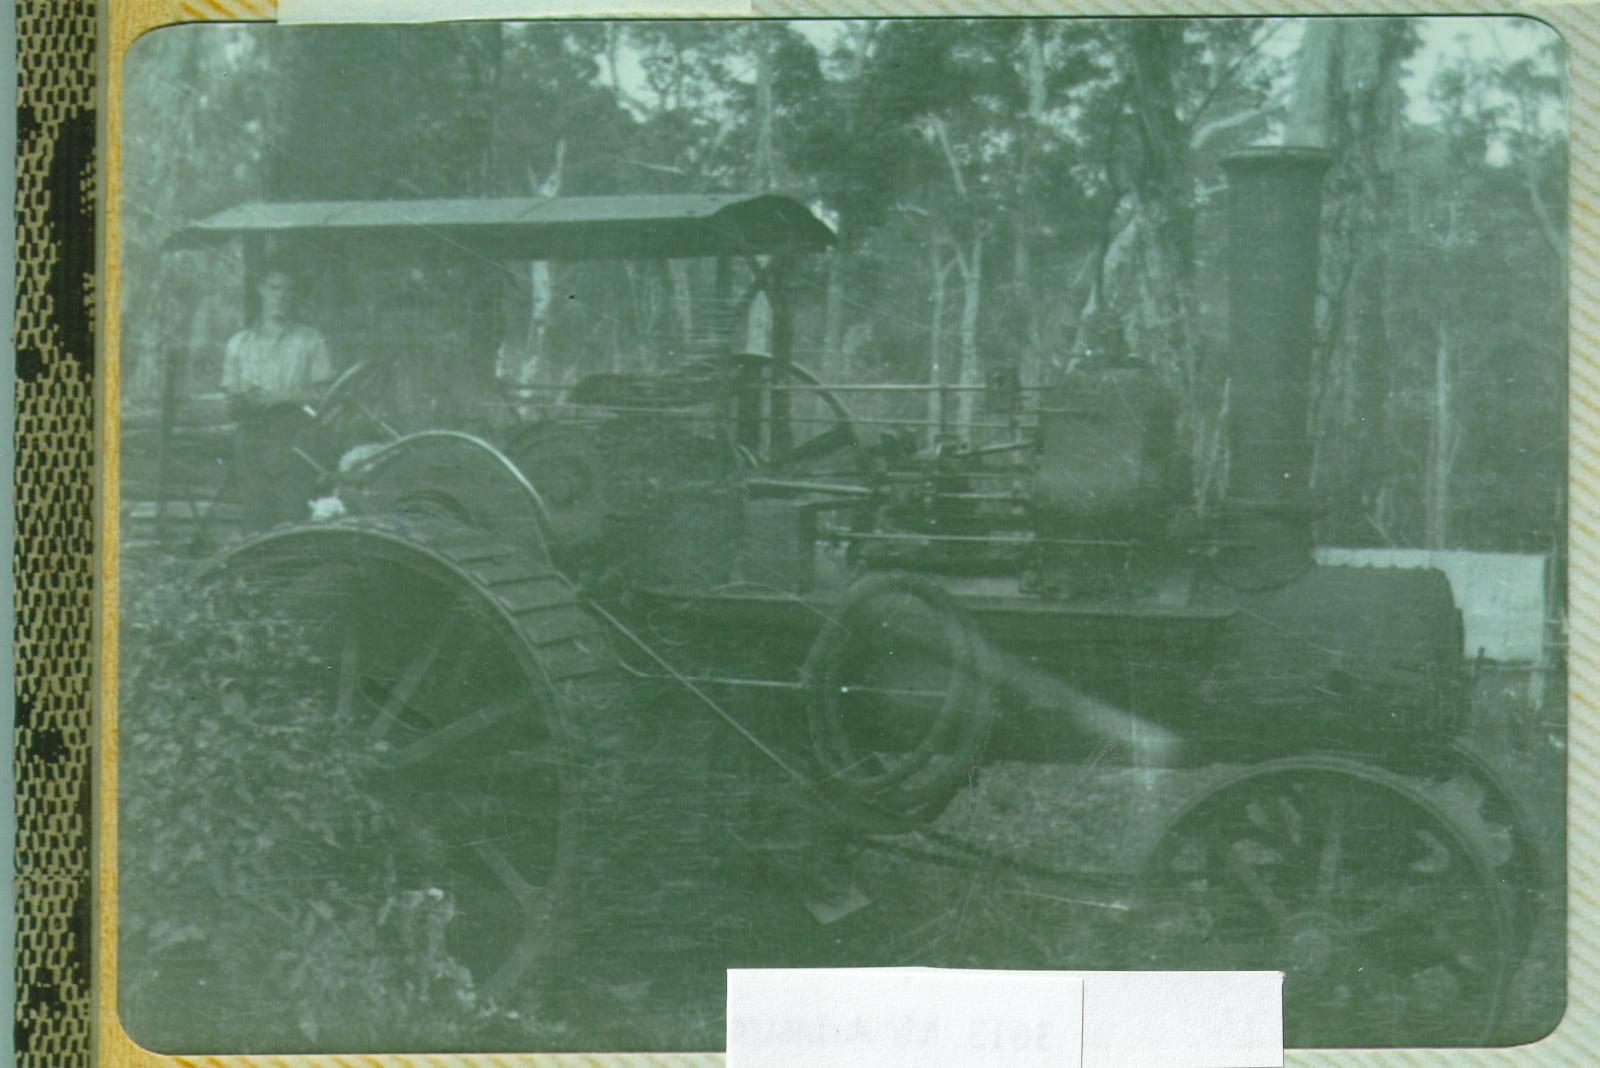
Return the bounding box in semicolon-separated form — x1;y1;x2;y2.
166;192;835;261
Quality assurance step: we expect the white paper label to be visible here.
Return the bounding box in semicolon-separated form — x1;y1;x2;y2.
728;969;1282;1068
1074;971;1283;1068
727;968;1084;1068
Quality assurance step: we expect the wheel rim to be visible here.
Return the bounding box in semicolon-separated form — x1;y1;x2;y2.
212;530;568;1003
1139;764;1515;1047
1424;740;1555;955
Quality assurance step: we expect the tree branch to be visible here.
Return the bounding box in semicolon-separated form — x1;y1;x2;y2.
927;115;969;197
1182;21;1284;132
1190;102;1281;150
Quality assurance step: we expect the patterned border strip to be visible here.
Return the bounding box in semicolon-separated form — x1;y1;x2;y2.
15;1;98;1067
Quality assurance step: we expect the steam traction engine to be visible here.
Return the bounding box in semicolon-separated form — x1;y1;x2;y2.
189;149;1552;1046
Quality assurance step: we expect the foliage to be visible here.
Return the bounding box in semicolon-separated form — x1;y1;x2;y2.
117;557;524;1051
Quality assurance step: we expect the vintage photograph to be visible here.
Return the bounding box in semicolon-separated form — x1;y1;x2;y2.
114;16;1566;1053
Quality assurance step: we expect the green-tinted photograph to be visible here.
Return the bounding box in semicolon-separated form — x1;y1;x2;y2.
114;16;1567;1053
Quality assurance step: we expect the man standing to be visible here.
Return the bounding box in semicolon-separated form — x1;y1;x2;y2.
221;269;334;532
223;269;333;415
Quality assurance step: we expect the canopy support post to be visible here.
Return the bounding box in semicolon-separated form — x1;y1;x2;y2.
712;255;732;354
242;232;266;324
154;345;189;546
769;256;795;460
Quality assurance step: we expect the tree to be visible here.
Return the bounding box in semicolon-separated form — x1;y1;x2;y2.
1296;20;1418;544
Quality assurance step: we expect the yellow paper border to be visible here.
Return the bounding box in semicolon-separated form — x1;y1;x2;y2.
92;2;1598;1066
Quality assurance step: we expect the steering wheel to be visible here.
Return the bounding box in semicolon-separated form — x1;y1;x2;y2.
313;359;400;449
697;353;868;483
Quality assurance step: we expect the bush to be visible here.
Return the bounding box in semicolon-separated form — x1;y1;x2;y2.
117;556;521;1051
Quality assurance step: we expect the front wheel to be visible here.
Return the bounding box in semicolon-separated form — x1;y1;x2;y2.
1135;758;1517;1047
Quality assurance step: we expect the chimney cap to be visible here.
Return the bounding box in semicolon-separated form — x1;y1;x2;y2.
1220;145;1333;176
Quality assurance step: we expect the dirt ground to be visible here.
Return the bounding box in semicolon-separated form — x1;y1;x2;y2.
520;666;1567;1052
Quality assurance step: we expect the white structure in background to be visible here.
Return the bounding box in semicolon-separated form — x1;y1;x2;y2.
1315;549;1552;663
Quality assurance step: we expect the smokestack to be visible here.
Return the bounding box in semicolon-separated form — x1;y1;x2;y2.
1220;147;1331;556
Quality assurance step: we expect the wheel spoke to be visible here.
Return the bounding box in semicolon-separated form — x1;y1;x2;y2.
1225;840;1291;923
1314;793;1347;909
335;613;360;721
779;423;854;468
387;693;526;769
366;604;469;742
1271;794;1305;852
483;920;551;1002
473;841;543;912
472;840;555;1000
1348;885;1425;935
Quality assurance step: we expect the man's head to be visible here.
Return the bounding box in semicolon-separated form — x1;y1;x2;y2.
257;270;297;322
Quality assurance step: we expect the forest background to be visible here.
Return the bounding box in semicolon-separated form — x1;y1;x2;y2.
120;16;1567;555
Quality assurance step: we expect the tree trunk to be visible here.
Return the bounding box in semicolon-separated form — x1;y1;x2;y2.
668;259;694;356
819;23;874;384
1349;243;1391;536
1013;219;1038;388
1424;318;1456;550
1128;23;1195;290
1286;20;1338;148
753;29;778;192
955;236;984;436
1312;22;1409;542
928;247;950;446
822;250;847;381
1014;22;1048;384
504;140;564;407
1125;21;1201;475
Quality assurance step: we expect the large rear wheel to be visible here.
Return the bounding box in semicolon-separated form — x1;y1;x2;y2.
207;516;607;1003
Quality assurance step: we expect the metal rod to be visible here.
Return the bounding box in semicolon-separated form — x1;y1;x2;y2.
291;447;330;478
618;662;947;701
968;438;1037;456
501;381;1046;395
925;491;1024;501
881;468;1034;479
832;531;1138;547
746;477;875;498
746;477;1025;504
861;416;1035;430
616;658;805;691
583;599;815;787
761;383;1016;394
862;829;1135;910
354;401;403;441
531;404;1034;432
